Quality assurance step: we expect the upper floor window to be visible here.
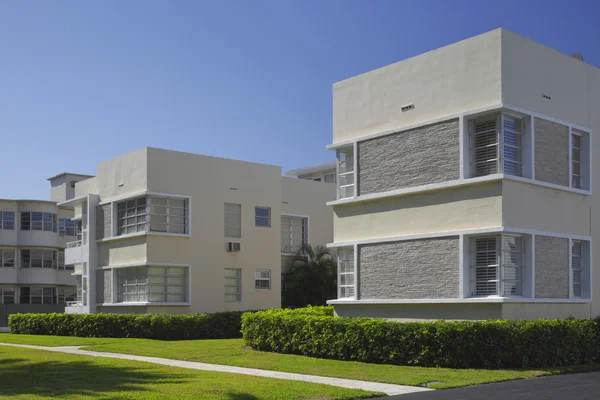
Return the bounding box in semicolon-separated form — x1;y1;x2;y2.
570;130;590;190
337;148;355;199
20;249;57;269
255;207;271;227
471;114;523;178
0;212;14;230
281;215;307;254
1;249;15;268
59;218;76;236
225;268;241;302
21;212;57;232
470;235;523;297
323;172;336;183
224;203;241;238
116;196;188;236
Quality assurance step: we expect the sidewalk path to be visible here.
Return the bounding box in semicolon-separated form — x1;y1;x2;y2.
0;342;431;396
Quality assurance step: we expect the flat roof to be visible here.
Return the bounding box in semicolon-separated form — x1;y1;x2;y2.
46;172;95;181
285;161;336;177
0;198;58;205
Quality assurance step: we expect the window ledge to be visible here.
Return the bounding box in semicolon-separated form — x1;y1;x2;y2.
97;302;190;307
328;297;592;305
327;174;591;207
97;231;190;243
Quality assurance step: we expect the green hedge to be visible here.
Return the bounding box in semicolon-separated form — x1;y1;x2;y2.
242;308;600;369
9;311;250;340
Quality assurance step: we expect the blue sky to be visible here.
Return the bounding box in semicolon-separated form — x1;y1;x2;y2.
1;0;598;199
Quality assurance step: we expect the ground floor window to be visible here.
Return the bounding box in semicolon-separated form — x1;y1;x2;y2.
338;247;355;299
58;287;77;304
0;286;15;304
225;268;241;302
116;266;187;303
19;287;56;304
254;269;271;290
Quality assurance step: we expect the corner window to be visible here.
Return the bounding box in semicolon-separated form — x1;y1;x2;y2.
254;269;271;290
281;215;307;254
1;249;15;268
116;196;188;236
0;212;14;230
255;207;271;227
571;240;590;298
338;247;355;299
224;203;241;238
337;148;355;199
225;268;241;302
470;235;523;297
116;198;147;235
116;266;188;303
470;113;523;178
20;212;57;232
59;219;76;236
20;249;57;269
571;130;589;190
0;286;15;304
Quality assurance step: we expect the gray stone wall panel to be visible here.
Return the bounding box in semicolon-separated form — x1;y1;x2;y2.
358;119;460;195
534;118;569;186
359;237;460;299
535;235;569;298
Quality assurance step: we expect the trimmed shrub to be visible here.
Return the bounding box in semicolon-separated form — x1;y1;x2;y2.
9;310;251;340
242;309;600;369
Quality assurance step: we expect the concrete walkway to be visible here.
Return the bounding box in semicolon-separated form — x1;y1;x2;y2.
0;342;431;396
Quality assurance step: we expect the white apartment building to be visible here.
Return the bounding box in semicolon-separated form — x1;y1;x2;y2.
0;173;91;326
59;147;334;314
327;28;600;320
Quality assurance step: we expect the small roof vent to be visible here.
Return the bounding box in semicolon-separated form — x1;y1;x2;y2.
571;52;584;62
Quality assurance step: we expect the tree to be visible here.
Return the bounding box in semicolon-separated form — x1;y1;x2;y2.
282;244;337;308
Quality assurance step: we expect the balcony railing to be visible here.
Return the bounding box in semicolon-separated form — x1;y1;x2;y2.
66;301;83;307
66;240;82;249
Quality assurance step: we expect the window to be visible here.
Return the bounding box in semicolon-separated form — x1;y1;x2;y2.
116;198;147;235
471;114;523;177
116;266;187;303
21;212;57;232
19;287;56;304
58;250;65;270
313;178;322;182
572;241;583;297
0;212;14;230
1;249;15;268
75;220;83;241
571;131;589;190
255;269;271;290
58;287;77;304
59;218;76;236
0;286;15;304
20;249;57;269
116;196;188;236
338;247;355;298
337;148;355;199
255;207;271;227
224;203;241;238
225;268;241;302
471;235;523;297
324;173;336;184
281;215;307;253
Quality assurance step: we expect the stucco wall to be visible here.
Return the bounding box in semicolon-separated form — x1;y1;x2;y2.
333;303;502;321
535;235;569;298
95;204;112;240
534;118;569;186
333;29;502;144
502;303;590;320
358;119;460;195
334;182;502;242
97;236;147;267
96;148;148;201
359;237;459;299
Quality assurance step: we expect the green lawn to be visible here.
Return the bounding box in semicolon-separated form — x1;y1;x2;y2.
1;334;598;390
0;345;379;399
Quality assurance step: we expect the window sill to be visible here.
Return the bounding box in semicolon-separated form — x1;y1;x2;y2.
97;231;190;243
327;174;591;207
97;302;190;307
327;297;592;305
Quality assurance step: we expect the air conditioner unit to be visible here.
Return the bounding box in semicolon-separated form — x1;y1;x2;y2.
226;242;241;252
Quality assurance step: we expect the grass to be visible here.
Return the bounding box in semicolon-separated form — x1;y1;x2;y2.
0;345;379;399
3;334;599;389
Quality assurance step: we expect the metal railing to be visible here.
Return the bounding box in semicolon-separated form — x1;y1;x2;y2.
66;240;82;249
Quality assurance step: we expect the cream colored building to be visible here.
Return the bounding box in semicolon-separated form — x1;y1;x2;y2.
327;28;599;320
60;147;334;314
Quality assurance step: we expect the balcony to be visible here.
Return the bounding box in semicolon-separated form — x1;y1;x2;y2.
65;240;88;265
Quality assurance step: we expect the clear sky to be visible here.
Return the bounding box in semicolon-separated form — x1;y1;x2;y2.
1;0;598;199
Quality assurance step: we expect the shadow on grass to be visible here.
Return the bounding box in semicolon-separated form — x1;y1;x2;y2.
226;393;260;400
0;357;186;397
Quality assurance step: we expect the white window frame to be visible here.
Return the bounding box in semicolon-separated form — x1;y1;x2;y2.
254;206;271;227
225;268;242;302
337;147;355;199
0;211;15;230
571;240;583;298
569;129;590;190
337;246;355;299
20;212;57;232
115;265;188;303
0;248;16;268
58;218;76;237
224;203;241;238
254;269;271;290
280;214;308;254
114;194;189;237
